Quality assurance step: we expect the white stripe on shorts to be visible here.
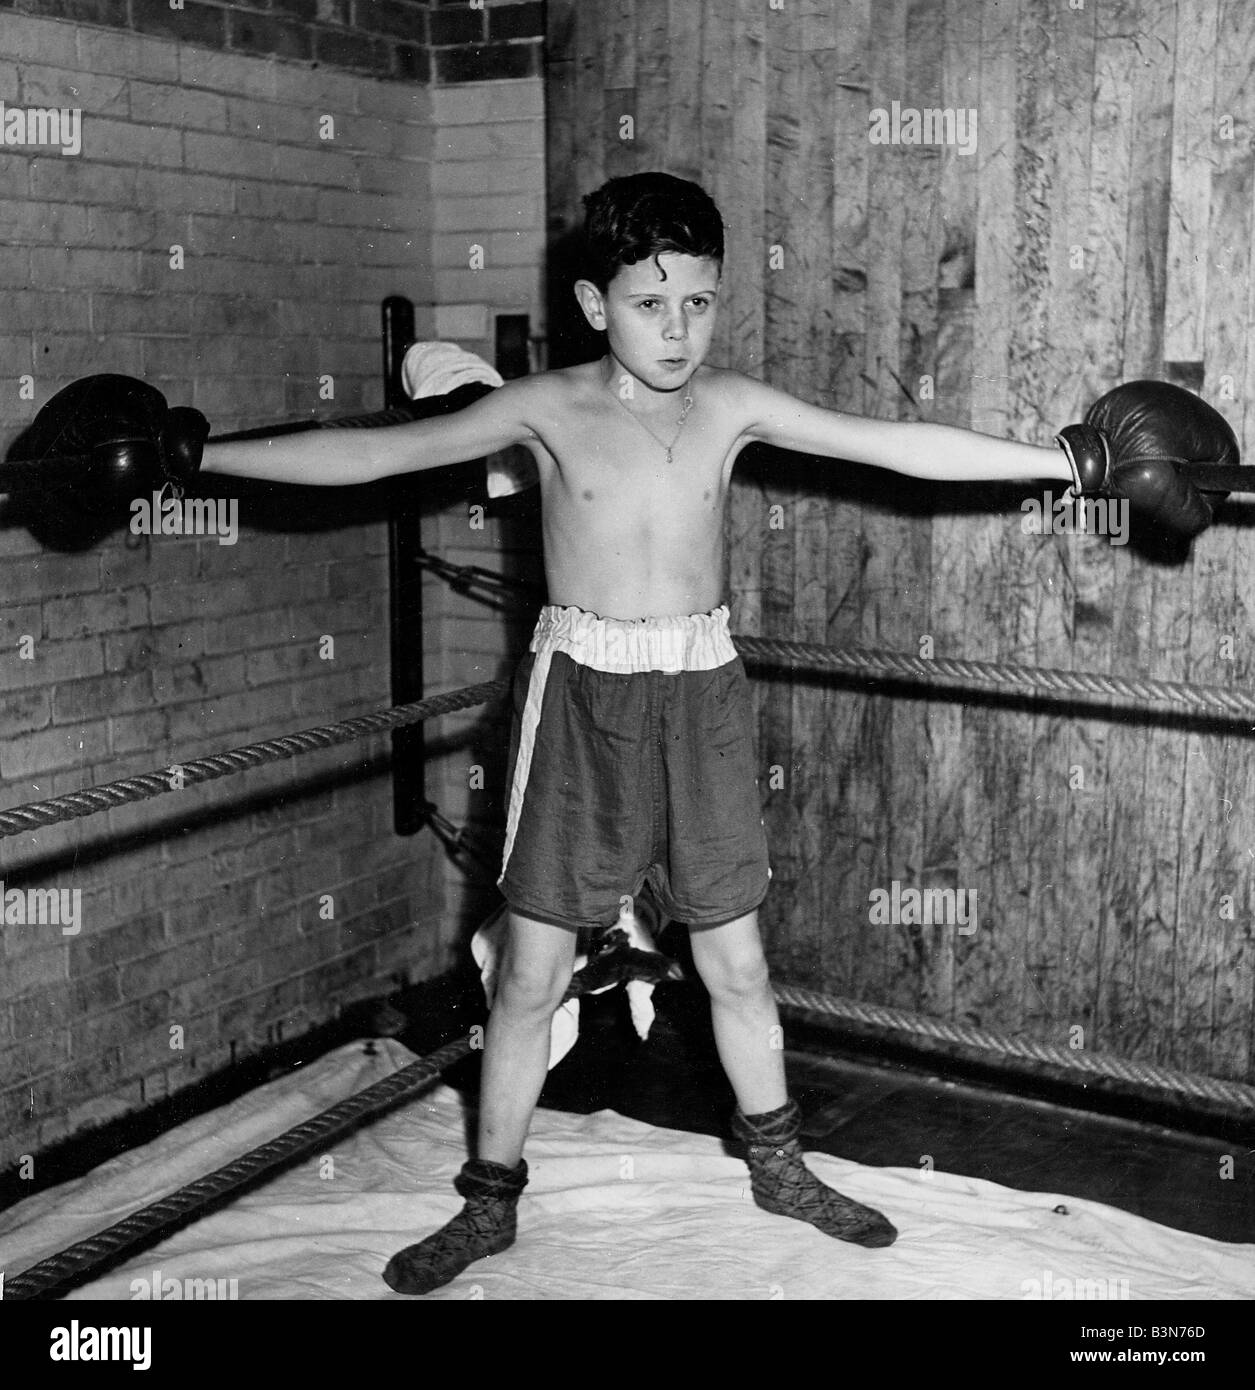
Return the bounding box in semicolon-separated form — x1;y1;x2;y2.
498;642;555;886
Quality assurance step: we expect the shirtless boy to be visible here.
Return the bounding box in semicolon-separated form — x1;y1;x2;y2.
192;171;1199;1294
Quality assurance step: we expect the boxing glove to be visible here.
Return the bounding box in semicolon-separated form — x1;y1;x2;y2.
16;374;208;507
1056;380;1238;540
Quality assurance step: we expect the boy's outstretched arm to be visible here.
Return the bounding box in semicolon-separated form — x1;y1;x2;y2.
201;376;540;486
734;374;1072;485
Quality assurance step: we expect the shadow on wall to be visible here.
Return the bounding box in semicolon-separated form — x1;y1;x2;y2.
545;225;604;370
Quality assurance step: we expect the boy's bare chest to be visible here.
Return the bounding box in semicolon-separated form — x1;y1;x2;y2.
527;408;745;506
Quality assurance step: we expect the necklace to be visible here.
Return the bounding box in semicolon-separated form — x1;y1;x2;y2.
610;379;696;463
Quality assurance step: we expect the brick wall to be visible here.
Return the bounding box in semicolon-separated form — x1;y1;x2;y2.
422;76;546;939
0;2;547;1174
1;0;544;86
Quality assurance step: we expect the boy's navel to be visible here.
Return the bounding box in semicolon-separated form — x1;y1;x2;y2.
582;489;595;500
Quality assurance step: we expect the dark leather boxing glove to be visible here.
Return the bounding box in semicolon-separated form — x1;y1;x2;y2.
1056;380;1238;540
17;374;208;506
162;405;210;490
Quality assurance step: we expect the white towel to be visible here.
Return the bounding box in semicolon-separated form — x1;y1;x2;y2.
400;340;537;499
470;898;668;1071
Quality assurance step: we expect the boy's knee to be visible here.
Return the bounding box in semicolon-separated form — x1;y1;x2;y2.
496;949;572;1015
697;945;771;1003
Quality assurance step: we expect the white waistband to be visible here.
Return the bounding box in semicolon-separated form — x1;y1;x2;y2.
530;604;737;673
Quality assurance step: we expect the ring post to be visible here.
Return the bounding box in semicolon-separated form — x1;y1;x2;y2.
383;295;427;836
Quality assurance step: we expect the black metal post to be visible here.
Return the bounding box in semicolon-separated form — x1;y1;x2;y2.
382;295;427;836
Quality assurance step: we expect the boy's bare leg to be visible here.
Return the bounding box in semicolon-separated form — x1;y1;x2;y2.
383;911;576;1293
690;910;897;1248
688;909;788;1114
478;912;579;1164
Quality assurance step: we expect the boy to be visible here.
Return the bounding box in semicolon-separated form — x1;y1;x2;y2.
197;172;1112;1294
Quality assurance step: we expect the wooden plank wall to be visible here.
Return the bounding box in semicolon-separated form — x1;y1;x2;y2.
544;0;1255;1083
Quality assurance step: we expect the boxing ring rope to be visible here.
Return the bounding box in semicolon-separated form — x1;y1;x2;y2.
8;395;1254;494
3;942;644;1302
735;636;1255;725
0;680;507;838
2;1035;473;1301
4;636;1255;844
0;400;454;489
771;984;1255;1110
6;630;1255;1298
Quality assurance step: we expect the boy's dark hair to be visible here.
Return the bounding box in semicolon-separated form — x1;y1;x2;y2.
581;172;724;291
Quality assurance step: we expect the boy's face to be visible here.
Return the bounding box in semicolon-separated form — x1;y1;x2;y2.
576;252;721;393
